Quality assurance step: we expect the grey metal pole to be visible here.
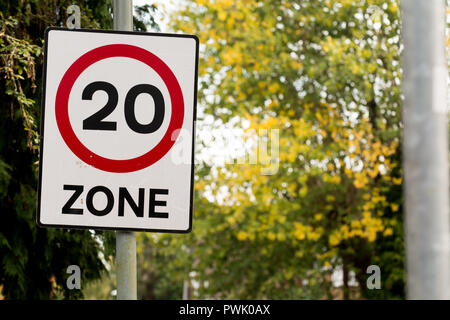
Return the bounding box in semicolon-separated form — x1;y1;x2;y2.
113;0;137;300
116;231;137;300
402;0;450;299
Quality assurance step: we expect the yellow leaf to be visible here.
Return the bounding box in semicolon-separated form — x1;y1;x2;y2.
277;233;286;241
329;233;341;246
218;11;227;21
391;203;399;212
268;82;280;94
299;186;308;197
237;231;248;241
294;222;306;240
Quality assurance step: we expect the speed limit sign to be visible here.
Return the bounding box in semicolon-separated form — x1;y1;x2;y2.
37;28;198;232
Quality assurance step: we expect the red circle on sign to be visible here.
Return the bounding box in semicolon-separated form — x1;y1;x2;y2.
55;44;184;173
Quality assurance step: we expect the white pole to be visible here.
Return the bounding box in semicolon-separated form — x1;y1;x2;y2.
113;0;137;300
402;0;450;299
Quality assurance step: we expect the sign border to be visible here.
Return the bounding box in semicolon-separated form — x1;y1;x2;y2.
36;27;198;234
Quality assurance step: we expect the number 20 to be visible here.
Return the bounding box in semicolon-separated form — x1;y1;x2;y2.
82;81;165;134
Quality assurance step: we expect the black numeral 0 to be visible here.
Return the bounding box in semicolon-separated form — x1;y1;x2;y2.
125;84;165;134
81;81;164;134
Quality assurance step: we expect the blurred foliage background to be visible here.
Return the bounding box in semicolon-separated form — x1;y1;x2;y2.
160;0;405;300
2;0;443;299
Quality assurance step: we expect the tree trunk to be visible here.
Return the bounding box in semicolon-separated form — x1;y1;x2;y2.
343;264;350;300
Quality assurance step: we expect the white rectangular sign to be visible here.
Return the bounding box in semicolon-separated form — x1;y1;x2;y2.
37;28;198;232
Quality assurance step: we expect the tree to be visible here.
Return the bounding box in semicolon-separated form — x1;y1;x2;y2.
0;0;157;299
136;233;183;300
146;0;405;299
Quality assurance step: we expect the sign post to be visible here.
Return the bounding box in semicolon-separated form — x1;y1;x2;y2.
113;0;136;301
402;0;450;299
37;1;198;301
